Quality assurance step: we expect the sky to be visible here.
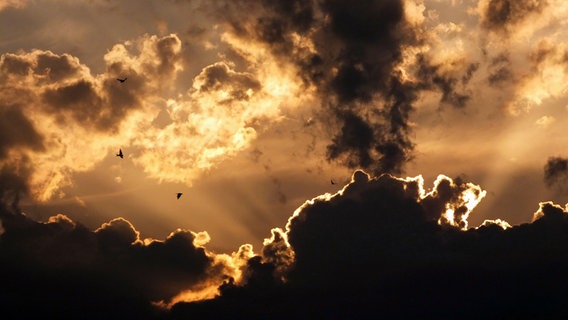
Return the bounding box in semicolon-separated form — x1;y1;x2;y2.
3;0;568;318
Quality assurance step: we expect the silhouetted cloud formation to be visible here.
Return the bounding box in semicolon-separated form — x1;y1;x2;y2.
171;170;568;319
0;201;248;318
4;165;568;318
302;0;418;175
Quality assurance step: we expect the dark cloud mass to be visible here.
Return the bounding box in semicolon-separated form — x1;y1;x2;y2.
0;201;229;319
232;0;478;175
314;0;417;175
171;171;568;319
3;162;568;318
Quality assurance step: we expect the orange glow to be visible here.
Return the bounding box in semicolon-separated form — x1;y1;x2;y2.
478;219;512;230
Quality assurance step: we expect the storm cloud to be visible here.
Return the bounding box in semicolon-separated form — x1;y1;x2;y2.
171;170;568;319
0;202;248;318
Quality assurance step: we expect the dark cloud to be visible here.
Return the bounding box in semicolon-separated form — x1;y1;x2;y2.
530;40;556;65
311;1;419;175
41;78;142;132
0;203;234;319
217;0;484;176
203;0;419;175
171;170;568;319
43;80;105;123
482;0;548;31
326;111;375;169
4;160;568;319
544;156;568;188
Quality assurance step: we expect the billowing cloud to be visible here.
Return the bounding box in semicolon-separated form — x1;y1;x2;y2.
131;37;310;183
0;201;252;317
0;29;312;201
0;34;183;201
171;170;568;318
202;1;417;174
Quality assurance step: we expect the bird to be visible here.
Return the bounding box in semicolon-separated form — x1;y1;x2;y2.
116;148;123;159
117;77;127;83
176;193;183;199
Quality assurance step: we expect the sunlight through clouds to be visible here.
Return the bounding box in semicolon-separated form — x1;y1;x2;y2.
131;31;313;185
4;1;568;318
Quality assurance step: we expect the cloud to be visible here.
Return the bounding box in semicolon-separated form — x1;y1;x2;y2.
0;34;184;201
0;29;312;201
535;115;555;128
487;53;513;85
5;1;568;318
204;1;420;175
170;170;568;318
0;0;25;11
0;202;252;317
5;165;568;318
209;0;495;177
470;0;568;115
415;54;476;108
544;156;568;188
131;40;309;183
478;0;548;31
0;104;44;158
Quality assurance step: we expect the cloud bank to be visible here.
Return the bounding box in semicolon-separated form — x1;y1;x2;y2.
170;170;568;319
2;170;568;318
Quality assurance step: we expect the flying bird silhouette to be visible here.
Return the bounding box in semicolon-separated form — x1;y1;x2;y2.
116;148;123;159
117;77;127;83
176;193;183;199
